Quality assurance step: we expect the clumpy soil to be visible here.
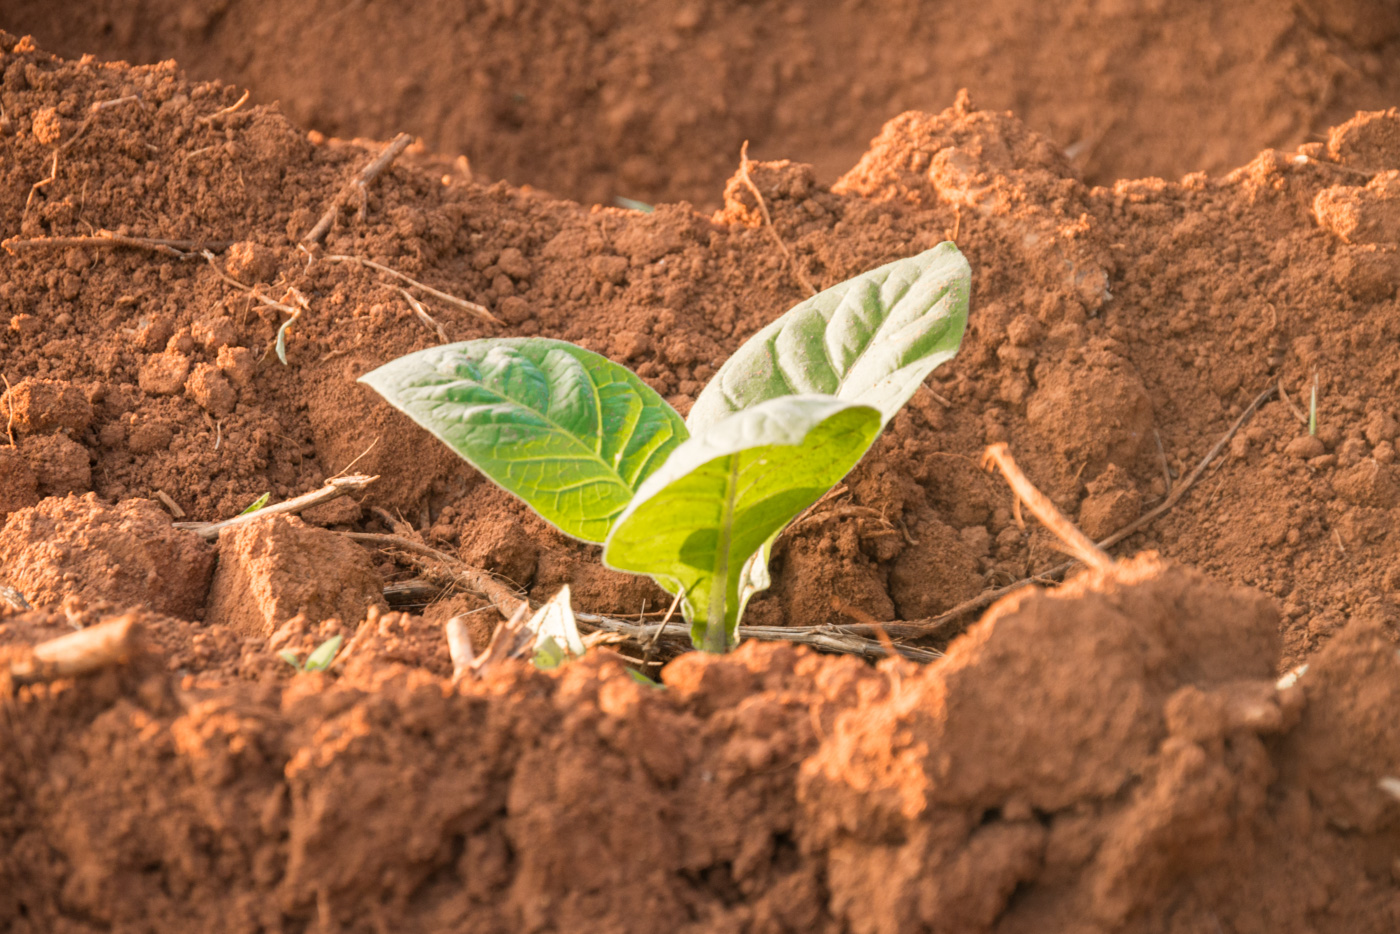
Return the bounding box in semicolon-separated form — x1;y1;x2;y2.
1;22;1399;934
7;0;1400;207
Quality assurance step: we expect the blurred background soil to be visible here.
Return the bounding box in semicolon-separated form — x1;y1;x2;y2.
7;0;1400;206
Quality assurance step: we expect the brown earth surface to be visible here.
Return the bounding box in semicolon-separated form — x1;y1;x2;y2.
0;18;1399;934
6;0;1400;207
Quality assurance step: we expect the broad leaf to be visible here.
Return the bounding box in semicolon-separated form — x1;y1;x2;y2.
688;243;970;431
603;396;882;652
360;339;688;542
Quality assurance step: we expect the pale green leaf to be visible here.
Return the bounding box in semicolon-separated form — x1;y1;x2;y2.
359;339;689;542
238;492;271;517
303;634;343;672
603;396;882;651
688;243;970;431
527;585;585;666
278;649;302;669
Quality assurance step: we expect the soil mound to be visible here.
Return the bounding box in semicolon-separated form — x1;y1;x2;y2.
6;0;1400;206
4;556;1398;932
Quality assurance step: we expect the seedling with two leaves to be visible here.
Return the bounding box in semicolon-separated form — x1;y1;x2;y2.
362;244;971;652
279;634;344;673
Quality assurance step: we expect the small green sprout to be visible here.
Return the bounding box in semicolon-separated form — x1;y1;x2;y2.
614;196;655;213
279;634;344;673
238;492;271;516
362;245;971;652
1308;374;1318;437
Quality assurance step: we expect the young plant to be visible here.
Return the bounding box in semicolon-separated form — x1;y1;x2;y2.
279;634;344;672
361;243;971;652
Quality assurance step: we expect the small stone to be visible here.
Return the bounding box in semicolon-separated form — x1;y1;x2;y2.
1284;435;1326;459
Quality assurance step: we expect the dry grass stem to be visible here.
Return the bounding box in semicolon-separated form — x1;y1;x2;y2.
179;474;377;540
9;617;141;686
398;287;449;342
738;140;818;297
983;443;1113;570
303;132;413;245
197;88;250;124
1;373;14;447
895;385;1279;637
324;253;502;325
3;231;233;258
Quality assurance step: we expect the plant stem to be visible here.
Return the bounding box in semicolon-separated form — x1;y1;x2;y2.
703;457;741;653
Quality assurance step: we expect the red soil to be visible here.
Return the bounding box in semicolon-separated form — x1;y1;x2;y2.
0;10;1398;931
7;0;1400;207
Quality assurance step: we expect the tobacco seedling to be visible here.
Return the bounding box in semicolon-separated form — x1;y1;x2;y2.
362;243;971;652
279;634;344;672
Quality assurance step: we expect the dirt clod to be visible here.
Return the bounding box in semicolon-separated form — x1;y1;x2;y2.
205;515;387;636
0;494;214;619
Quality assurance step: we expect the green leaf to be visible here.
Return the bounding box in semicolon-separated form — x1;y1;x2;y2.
238;492;271;516
278;649;303;670
302;634;344;672
626;669;664;688
688;243;970;431
604;395;882;652
359;339;689;542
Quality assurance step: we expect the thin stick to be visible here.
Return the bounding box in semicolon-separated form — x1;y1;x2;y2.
445;616;476;683
154;490;186;518
302;132;413;245
983;443;1113;570
398;287;449;342
894;385;1279;636
197;89;250;125
201;250;304;317
348;532;939;663
178;474;377;540
324;254;501;325
3;231;233;258
1152;429;1173;493
8;617;141;685
737;141;818;297
22;151;58;220
1;374;14;447
1278;380;1308;425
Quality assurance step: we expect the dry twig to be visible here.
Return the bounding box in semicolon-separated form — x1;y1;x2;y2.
1;373;14;447
178;474;377;540
399;287;449;342
893;385;1279;636
197;89;251;125
323;253;501;325
982;443;1114;571
3;231;233;258
303;132;413;245
738;140;818;297
8;617;142;686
